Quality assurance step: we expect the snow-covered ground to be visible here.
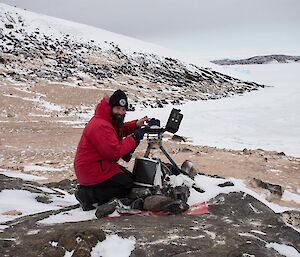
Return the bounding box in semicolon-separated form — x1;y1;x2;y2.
128;63;300;157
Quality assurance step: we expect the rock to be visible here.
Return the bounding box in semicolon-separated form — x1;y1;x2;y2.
0;56;6;64
212;54;300;65
249;178;283;197
57;228;105;253
2;210;22;216
72;240;91;257
281;210;300;230
171;135;186;142
6;113;15;118
5;24;14;29
41;245;65;257
218;181;235;187
35;195;52;204
45;179;77;193
58;230;77;251
1;171;299;257
180;147;193;152
277;151;286;156
242;148;251;155
143;195;173;212
181;160;199;177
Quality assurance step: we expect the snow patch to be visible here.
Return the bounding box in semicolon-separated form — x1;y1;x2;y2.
90;235;136;257
265;242;300;257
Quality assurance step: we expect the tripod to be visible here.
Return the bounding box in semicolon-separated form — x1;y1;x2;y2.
143;128;188;176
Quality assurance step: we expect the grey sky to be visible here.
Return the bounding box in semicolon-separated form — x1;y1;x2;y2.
1;0;300;59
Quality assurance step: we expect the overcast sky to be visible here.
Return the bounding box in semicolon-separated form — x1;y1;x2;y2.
1;0;300;59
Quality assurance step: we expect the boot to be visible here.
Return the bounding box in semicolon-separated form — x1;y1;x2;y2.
162;200;189;214
95;199;119;218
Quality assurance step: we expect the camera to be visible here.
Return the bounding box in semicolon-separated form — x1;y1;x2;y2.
144;108;183;134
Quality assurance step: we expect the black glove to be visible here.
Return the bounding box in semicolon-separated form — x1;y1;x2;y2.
132;128;145;145
122;152;132;162
122;147;136;162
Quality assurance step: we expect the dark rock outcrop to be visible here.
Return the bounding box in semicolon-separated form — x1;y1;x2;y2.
212;54;300;65
0;174;299;256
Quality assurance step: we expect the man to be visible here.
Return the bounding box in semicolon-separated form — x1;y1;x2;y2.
74;89;148;211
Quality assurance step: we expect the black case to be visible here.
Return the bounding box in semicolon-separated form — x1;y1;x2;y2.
132;157;160;187
165;108;183;133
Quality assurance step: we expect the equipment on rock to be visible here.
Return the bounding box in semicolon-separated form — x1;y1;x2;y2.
132;108;190;187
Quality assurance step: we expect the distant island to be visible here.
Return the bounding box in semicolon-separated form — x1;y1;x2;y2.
212;54;300;65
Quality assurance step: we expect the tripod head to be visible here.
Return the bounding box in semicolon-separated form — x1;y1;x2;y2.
144;108;183;136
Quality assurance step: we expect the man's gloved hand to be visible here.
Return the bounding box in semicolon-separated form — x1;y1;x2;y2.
132;128;145;145
136;116;149;127
122;152;133;162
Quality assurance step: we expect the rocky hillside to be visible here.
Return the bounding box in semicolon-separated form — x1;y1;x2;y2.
212;54;300;65
0;3;263;113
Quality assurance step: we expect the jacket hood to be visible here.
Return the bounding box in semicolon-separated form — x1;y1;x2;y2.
94;98;111;121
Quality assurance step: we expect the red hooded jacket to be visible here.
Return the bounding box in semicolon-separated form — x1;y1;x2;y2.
74;98;137;186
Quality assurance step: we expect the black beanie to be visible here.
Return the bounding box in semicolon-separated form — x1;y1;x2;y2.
109;89;128;109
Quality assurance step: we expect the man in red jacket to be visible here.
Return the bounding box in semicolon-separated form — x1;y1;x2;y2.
74;89;148;211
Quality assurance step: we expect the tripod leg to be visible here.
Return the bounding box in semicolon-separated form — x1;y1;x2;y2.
144;142;152;158
159;145;180;170
160;145;190;176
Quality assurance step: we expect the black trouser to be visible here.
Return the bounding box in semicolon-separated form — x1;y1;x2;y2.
78;168;134;206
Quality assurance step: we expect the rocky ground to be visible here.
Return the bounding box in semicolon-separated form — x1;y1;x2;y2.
1;116;299;208
0;173;299;257
1;84;300;256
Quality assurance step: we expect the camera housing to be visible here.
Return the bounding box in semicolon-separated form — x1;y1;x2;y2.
165;108;183;133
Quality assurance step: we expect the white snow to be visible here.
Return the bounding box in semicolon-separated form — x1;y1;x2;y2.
251;230;267;235
0;190;59;222
90;235;135;257
0;225;9;232
282;190;300;204
38;208;96;224
266;242;300;257
168;174;300;214
127;63;300;157
23;164;66;172
0;170;47;181
0;189;77;223
64;250;74;257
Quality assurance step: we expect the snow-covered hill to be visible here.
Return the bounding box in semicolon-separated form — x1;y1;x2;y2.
0;3;263;111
